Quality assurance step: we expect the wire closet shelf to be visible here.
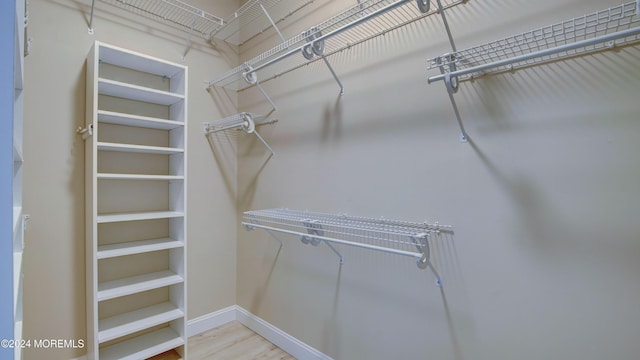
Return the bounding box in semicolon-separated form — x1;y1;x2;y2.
208;0;466;91
428;1;640;83
243;208;453;282
100;0;224;39
210;0;316;46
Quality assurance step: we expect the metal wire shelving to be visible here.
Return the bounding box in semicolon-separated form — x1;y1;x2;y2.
210;0;316;46
428;0;640;141
243;208;453;282
208;0;466;93
91;0;223;37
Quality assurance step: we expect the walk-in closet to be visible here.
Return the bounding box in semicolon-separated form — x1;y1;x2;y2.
2;0;640;359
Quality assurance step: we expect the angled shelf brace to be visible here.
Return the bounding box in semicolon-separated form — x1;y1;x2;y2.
242;208;454;285
210;0;316;46
88;0;224;58
428;0;640;140
207;0;467;97
204;113;277;156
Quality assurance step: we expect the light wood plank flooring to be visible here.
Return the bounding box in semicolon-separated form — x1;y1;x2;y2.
148;321;296;360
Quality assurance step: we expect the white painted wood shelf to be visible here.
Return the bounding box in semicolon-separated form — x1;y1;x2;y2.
97;142;184;155
96;211;184;223
97;173;184;181
97;270;184;302
98;302;184;343
97;238;183;259
98;78;184;106
99;327;184;360
86;42;187;359
98;110;184;130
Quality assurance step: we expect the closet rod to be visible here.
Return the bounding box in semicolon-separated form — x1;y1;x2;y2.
244;222;424;259
428;26;640;84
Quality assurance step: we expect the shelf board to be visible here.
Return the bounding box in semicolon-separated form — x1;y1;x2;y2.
98;173;184;181
97;142;184;155
98;110;184;130
98;238;184;259
97;270;184;302
99;302;184;343
97;211;185;223
99;327;184;360
98;43;186;78
98;78;184;106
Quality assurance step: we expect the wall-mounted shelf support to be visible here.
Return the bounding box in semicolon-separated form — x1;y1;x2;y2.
242;208;453;284
204;113;277;156
428;1;640;140
76;123;94;140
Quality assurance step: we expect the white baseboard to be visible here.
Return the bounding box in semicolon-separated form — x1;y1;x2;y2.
186;305;333;360
187;305;237;337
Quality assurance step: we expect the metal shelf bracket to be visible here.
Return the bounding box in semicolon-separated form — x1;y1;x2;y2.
204;113;277;156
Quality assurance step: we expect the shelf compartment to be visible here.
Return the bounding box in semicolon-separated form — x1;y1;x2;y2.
98;78;184;106
98;42;186;78
98;238;184;259
243;208;452;273
13;142;23;163
97;142;184;155
211;0;315;46
98;302;184;343
97;211;184;223
98;110;183;130
98;173;184;181
209;0;465;90
97;270;183;301
99;327;184;360
428;1;640;83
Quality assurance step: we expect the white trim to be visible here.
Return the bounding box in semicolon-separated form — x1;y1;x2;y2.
70;356;88;360
185;306;333;360
236;306;333;360
186;305;237;337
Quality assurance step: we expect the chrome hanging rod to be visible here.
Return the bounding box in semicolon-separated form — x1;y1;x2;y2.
204;113;277;156
428;26;640;84
244;222;423;259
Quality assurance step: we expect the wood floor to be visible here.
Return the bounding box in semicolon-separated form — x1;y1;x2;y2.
148;321;296;360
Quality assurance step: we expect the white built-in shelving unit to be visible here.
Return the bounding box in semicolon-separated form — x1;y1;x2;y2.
84;41;187;360
12;0;27;359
